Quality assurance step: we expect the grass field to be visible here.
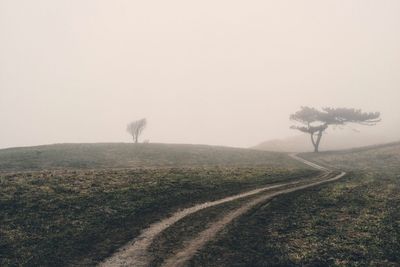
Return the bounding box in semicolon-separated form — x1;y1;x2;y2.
190;142;400;266
0;143;301;172
0;143;314;266
303;141;400;172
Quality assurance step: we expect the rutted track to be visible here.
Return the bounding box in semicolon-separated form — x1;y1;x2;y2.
98;180;309;267
99;155;345;267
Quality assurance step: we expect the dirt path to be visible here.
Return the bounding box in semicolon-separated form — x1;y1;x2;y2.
99;155;345;267
289;153;330;171
161;155;345;267
98;179;309;267
162;171;345;267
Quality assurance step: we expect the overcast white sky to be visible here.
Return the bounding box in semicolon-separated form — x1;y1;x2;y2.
1;0;399;149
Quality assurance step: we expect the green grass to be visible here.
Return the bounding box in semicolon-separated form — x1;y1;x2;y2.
0;143;313;266
148;171;327;267
0;143;301;172
149;194;253;267
191;172;400;266
302;141;400;172
190;142;400;266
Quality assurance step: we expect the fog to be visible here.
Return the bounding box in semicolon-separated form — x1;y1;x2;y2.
1;0;400;149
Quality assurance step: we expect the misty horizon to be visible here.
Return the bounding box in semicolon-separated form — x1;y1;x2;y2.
2;2;400;266
1;1;400;149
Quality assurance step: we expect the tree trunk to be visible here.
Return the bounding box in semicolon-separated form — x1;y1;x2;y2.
310;133;318;152
311;130;323;152
310;131;323;152
314;145;319;153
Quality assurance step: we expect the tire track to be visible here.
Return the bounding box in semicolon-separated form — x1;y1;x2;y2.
161;155;345;267
99;155;344;267
98;178;310;266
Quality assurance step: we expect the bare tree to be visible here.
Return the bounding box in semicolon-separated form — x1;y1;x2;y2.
290;107;381;152
126;118;147;143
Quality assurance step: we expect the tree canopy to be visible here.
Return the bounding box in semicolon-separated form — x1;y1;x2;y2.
126;118;147;143
290;107;381;152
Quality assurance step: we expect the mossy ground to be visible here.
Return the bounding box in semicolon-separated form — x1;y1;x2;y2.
190;144;400;266
0;166;314;266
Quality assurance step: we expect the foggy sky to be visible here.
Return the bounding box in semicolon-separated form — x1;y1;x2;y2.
1;0;400;149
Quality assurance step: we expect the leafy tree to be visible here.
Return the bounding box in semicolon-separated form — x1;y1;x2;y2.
126;118;147;143
290;107;381;152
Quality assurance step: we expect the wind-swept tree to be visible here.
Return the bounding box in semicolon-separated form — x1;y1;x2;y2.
126;118;147;143
290;107;381;152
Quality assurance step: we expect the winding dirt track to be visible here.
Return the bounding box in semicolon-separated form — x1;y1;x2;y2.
99;155;345;267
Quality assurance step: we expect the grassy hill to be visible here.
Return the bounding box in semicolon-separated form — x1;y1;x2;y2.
0;143;314;266
254;132;398;153
0;143;302;172
191;142;400;266
301;141;400;171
